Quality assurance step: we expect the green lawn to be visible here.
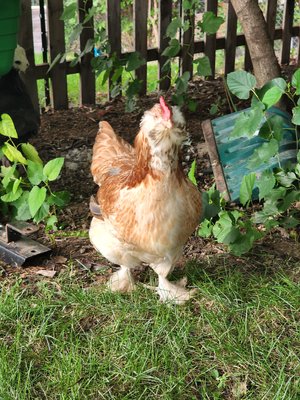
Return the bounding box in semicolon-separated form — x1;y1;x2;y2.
0;254;299;399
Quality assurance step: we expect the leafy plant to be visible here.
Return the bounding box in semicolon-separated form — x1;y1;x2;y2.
198;68;300;255
0;114;69;230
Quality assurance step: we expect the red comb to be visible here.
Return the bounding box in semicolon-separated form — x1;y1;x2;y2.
159;96;171;121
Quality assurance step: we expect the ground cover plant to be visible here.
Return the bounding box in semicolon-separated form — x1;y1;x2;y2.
0;254;299;399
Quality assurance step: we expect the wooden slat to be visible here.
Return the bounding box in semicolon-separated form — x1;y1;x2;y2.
224;1;237;75
204;0;218;78
47;0;68;109
106;0;121;97
18;0;39;112
134;0;148;95
158;0;172;91
78;0;95;105
281;0;295;64
266;0;277;44
181;7;195;77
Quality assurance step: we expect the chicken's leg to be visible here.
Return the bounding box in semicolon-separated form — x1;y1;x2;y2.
108;265;135;293
149;262;198;305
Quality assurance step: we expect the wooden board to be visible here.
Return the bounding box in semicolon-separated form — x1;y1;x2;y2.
47;0;68;109
266;0;277;44
78;0;95;105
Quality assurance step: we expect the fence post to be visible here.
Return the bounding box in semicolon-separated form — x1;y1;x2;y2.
159;0;172;91
18;0;39;112
47;0;68;109
134;0;148;95
78;0;95;105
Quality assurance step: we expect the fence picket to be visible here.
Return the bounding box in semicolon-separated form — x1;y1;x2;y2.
18;0;39;112
204;0;218;78
47;0;68;109
225;2;237;75
134;0;148;95
159;0;172;91
181;6;195;78
106;0;121;97
281;0;295;64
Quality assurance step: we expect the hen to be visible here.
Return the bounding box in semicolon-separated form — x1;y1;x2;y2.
89;97;202;304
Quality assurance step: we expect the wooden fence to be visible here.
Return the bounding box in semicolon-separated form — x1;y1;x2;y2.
18;0;300;110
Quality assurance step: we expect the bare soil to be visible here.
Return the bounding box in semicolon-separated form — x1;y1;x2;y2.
1;77;299;283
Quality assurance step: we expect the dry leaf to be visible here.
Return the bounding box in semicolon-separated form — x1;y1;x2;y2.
52;256;68;264
36;270;57;278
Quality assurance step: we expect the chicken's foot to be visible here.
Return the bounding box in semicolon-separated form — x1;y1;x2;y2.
156;275;198;305
108;265;135;293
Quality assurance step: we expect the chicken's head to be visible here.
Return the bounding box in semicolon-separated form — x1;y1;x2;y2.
139;97;186;149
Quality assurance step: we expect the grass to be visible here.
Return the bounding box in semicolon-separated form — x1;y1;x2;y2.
0;254;299;399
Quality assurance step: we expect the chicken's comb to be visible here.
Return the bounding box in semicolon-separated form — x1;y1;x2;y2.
159;96;171;121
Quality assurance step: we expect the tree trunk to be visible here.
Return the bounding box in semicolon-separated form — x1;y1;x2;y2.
230;0;281;87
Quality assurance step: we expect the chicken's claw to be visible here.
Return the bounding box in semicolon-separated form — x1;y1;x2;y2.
156;276;198;305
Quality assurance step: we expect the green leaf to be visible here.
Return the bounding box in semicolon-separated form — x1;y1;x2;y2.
292;106;300;125
258;115;284;141
48;191;70;207
188;160;197;185
125;52;146;72
194;56;212;77
83;6;96;24
1;164;17;188
162;39;180;57
229;223;263;256
11;191;31;221
239;172;256;206
166;17;182;38
291;68;300;95
227;71;256;100
247;138;279;169
278;190;300;212
126;79;142;98
199;11;224;34
33;202;50;224
257;77;287;102
261;86;283;109
47;52;63;73
43;157;64;182
231;104;264;138
28;186;47;218
212;211;234;243
2;143;27;164
70;23;83;44
27;160;44;185
176;71;190;94
12;178;21;194
1;186;22;202
275;171;297;187
60;3;77;21
46;215;58;231
0;114;18;138
256;170;276;200
297;150;300;163
198;219;213;238
188;100;198;112
21;143;43;164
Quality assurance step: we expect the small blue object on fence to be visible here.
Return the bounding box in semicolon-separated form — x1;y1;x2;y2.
202;107;296;203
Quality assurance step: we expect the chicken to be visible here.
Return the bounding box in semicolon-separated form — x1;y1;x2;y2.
89;97;202;304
